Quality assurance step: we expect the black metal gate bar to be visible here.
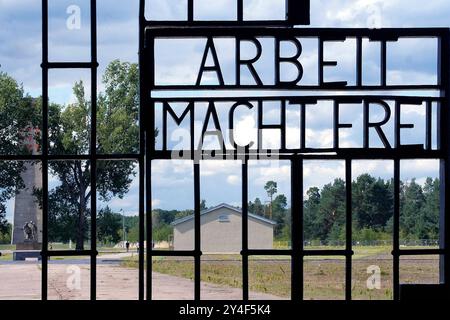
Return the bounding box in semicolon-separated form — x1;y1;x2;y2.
345;159;353;301
188;0;194;22
242;161;249;301
40;0;102;300
41;0;49;301
145;0;310;27
392;158;400;300
36;0;146;300
139;0;147;301
438;32;450;292
194;163;202;300
290;158;303;300
393;158;401;300
89;0;98;301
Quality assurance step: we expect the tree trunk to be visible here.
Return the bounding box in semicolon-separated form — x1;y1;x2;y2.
76;165;86;251
76;193;86;250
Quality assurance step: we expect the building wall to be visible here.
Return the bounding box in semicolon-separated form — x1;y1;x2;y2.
173;207;273;253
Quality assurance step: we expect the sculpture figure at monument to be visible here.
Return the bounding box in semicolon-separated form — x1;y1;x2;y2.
23;221;38;241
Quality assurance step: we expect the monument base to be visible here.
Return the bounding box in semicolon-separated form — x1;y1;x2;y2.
15;242;41;251
13;250;42;261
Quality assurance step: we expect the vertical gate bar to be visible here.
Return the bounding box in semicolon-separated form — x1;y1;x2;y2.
393;158;400;300
381;40;387;87
89;0;98;301
356;37;362;87
438;31;450;293
287;0;310;25
139;0;147;301
333;100;339;149
425;101;432;151
188;0;194;22
41;0;49;301
345;158;352;301
318;39;324;86
290;158;303;300
300;104;306;150
237;0;244;22
444;32;450;296
242;161;249;300
145;140;151;300
194;163;201;300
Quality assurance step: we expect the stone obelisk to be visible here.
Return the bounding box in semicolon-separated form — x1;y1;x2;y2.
12;127;42;254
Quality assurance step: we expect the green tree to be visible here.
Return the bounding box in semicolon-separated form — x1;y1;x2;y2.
47;60;140;250
97;206;122;245
264;181;278;219
316;179;346;243
0;222;12;244
249;197;264;216
272;194;288;237
400;178;426;240
352;174;393;231
420;178;440;239
124;215;140;243
304;187;320;242
153;224;173;242
0;72;39;235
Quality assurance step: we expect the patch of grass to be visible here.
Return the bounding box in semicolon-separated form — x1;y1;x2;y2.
0;245;15;251
0;253;12;261
120;246;440;300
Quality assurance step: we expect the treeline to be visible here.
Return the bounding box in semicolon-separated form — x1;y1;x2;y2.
48;206;145;245
1;176;440;246
148;175;440;244
304;174;440;243
133;175;441;244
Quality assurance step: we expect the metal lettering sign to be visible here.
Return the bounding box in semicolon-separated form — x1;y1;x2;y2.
139;0;450;301
144;28;446;158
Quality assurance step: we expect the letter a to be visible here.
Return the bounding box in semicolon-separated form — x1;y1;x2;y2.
196;37;225;86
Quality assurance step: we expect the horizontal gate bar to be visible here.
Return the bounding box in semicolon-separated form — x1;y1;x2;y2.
151;250;202;257
42;250;97;257
146;27;450;38
244;249;353;256
149;149;444;160
0;154;141;161
150;96;445;102
151;85;443;91
42;62;99;69
303;250;353;256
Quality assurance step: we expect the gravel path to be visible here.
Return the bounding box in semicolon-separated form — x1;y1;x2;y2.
0;263;283;300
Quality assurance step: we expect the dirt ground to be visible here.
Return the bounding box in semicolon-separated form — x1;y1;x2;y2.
0;263;282;300
0;249;440;300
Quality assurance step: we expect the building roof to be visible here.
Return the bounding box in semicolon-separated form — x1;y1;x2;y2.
171;203;277;226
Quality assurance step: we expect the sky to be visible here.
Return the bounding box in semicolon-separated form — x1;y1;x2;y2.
1;0;449;220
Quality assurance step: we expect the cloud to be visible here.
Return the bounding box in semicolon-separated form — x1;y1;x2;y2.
2;0;449;214
226;175;240;186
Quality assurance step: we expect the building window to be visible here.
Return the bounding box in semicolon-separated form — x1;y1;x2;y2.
218;215;230;223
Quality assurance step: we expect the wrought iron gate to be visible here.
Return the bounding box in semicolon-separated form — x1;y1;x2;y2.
32;0;450;300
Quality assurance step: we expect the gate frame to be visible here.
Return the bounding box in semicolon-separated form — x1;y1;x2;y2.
140;2;450;301
10;0;446;300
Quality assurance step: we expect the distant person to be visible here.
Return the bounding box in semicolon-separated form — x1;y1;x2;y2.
125;241;130;252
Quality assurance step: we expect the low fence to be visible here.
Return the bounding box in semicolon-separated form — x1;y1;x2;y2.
274;239;440;249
